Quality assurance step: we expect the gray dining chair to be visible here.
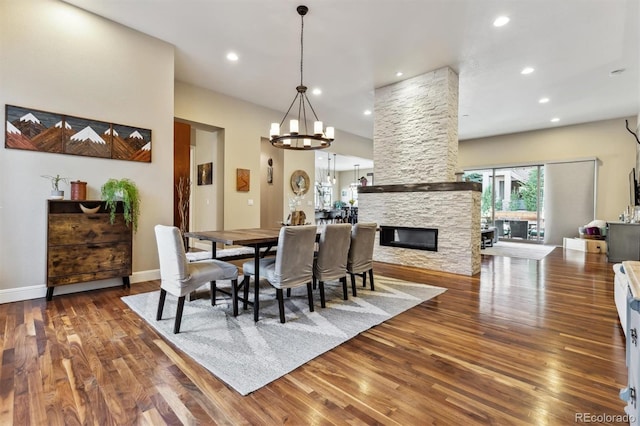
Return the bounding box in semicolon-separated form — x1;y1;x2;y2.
347;222;377;297
313;223;352;307
241;225;317;323
154;225;239;333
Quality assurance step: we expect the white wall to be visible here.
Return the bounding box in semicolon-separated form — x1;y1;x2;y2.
459;117;639;221
0;0;174;301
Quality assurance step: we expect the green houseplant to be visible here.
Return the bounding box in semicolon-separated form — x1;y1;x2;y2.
101;178;140;232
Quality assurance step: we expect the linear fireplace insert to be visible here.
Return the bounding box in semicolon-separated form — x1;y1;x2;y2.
379;226;438;251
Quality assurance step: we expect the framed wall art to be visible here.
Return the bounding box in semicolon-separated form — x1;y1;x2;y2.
197;162;213;185
236;168;250;192
5;104;152;162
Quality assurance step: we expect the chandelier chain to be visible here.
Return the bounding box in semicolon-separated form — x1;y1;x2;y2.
300;13;304;87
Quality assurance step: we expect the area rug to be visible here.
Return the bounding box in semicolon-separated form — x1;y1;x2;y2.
121;275;445;395
481;241;556;260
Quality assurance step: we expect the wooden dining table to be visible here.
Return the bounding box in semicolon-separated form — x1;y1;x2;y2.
184;227;283;322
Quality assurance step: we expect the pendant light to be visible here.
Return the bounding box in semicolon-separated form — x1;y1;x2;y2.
269;5;334;150
332;153;337;184
326;156;331;183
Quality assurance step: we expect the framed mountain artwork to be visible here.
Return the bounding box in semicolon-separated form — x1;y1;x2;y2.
4;105;152;162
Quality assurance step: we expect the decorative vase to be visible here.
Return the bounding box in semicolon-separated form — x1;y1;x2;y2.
70;181;87;200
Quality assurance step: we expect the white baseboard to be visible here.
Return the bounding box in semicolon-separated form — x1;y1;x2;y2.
0;269;160;304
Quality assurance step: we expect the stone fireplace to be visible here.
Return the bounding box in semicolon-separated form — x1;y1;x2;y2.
357;67;481;276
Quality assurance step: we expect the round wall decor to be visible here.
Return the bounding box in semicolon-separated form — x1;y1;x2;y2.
290;170;310;195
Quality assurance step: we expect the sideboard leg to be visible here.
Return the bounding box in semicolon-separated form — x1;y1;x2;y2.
122;276;131;289
46;287;54;301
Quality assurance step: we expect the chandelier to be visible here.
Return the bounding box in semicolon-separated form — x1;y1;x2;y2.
269;5;334;150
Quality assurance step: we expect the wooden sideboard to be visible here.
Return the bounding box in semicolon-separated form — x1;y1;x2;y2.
46;200;132;300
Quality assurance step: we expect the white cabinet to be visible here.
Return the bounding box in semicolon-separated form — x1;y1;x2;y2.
618;262;640;423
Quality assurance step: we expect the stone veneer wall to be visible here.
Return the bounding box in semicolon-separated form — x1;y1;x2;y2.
374;67;458;184
359;189;481;276
360;65;480;276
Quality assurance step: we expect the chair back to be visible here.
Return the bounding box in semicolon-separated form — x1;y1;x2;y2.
315;224;352;280
347;222;377;274
271;225;317;288
154;225;189;284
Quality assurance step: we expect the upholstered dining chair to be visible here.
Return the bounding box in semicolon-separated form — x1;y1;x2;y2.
347;222;377;297
154;225;239;334
241;225;317;323
313;223;352;307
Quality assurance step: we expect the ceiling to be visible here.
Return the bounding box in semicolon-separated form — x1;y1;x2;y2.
63;0;638;169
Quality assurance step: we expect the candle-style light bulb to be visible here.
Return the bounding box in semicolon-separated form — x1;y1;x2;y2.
325;127;335;139
290;119;299;134
270;123;280;137
314;121;323;135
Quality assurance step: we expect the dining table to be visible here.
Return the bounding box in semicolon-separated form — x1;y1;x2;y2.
184;227;283;322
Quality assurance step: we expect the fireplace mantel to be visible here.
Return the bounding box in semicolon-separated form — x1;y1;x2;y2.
358;182;481;194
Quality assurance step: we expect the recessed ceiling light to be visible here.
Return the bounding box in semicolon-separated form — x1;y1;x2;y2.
539;97;550;104
363;110;372;116
395;71;403;77
226;52;239;61
521;67;534;75
609;68;626;76
312;88;322;95
551;117;560;123
493;16;510;27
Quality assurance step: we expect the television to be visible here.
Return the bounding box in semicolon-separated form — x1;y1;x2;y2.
630;168;638;206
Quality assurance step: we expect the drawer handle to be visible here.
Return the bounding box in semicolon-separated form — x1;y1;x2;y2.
87;245;100;249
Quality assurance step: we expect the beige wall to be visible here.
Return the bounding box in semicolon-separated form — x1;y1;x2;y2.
459;117;639;221
0;0;175;300
174;81;373;229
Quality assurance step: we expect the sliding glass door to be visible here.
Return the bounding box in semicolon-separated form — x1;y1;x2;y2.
465;165;544;243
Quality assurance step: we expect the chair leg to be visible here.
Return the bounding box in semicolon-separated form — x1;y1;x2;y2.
174;296;186;334
286;288;291;298
210;280;217;306
312;275;317;290
319;281;326;308
156;289;167;320
368;269;375;291
243;275;250;310
306;282;314;312
362;272;367;288
350;273;357;297
276;288;285;323
341;277;348;300
229;278;238;317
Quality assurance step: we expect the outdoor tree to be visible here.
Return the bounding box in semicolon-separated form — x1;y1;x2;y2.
520;169;543;211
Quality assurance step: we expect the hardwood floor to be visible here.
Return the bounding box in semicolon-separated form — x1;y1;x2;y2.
0;248;628;425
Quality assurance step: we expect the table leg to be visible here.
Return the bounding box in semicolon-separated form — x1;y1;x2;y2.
253;245;260;322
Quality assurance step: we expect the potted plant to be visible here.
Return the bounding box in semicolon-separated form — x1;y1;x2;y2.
42;174;69;199
101;178;140;232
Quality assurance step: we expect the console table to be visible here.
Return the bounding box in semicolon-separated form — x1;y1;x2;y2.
606;222;640;263
46;200;132;300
